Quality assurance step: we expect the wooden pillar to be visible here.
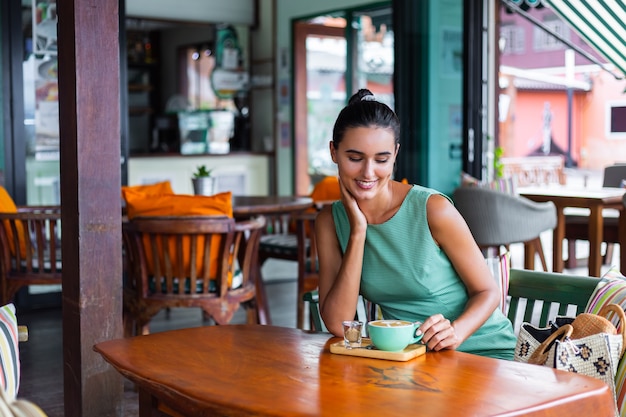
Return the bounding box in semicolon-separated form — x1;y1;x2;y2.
57;0;124;415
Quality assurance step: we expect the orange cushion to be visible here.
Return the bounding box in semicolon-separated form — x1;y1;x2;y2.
290;176;341;234
123;189;233;220
310;176;341;203
121;180;174;200
122;190;233;285
0;188;27;258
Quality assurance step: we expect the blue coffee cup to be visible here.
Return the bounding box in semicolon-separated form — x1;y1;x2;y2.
367;319;423;351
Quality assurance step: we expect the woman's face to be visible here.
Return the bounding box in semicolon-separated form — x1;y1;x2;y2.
330;126;398;200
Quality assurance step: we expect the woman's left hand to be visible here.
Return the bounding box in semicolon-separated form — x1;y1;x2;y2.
418;314;462;351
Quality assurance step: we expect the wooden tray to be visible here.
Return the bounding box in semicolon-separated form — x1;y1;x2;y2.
330;338;426;361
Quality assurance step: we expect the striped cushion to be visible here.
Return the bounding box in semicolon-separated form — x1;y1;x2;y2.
585;270;626;417
486;252;510;314
0;304;19;400
498;252;511;313
460;172;517;195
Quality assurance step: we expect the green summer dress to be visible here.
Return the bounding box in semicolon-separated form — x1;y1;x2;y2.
332;185;517;360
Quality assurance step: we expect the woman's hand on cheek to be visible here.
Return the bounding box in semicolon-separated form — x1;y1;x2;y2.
338;176;367;231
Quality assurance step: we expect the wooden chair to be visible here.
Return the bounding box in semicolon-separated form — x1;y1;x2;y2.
565;164;626;268
258;213;301;268
258;178;339;283
294;211;320;329
122;215;265;336
0;206;62;305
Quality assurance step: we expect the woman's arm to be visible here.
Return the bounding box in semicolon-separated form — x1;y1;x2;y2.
316;206;366;336
418;194;501;351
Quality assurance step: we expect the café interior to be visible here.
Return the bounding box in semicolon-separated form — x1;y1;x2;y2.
1;0;626;415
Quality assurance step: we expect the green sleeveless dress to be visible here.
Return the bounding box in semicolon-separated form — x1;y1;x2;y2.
332;185;516;360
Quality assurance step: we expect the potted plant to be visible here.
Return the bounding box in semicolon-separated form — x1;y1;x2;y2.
191;165;216;195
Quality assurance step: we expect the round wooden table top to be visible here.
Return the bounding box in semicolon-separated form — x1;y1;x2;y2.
94;325;615;417
232;195;313;217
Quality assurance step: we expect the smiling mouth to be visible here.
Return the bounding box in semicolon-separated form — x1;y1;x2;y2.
356;180;377;189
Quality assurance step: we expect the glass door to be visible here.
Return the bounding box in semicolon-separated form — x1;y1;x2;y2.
293;19;346;195
24;0;60;206
292;5;393;196
352;8;394;110
19;0;62;306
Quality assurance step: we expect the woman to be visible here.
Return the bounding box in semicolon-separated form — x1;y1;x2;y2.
316;89;516;360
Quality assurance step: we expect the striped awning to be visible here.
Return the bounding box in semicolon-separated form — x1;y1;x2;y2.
544;0;626;79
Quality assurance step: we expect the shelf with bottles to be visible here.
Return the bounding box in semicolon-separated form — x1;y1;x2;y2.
126;30;158;66
126;29;161;154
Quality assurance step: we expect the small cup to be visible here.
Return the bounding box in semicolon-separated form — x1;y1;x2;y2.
342;320;363;349
367;319;423;352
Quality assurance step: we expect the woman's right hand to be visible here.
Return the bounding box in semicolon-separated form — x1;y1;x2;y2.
338;176;368;233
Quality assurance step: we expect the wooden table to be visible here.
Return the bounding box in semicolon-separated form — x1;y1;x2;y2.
519;186;625;277
233;195;314;219
94;325;615;417
232;195;314;325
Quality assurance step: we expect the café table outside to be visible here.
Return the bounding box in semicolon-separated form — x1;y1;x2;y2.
518;185;625;277
94;325;615;417
232;195;314;325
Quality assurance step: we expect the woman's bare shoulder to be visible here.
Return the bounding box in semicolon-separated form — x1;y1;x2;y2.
316;203;334;227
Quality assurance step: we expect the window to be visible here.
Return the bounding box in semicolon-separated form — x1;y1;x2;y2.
606;102;626;139
533;17;568;51
500;24;525;55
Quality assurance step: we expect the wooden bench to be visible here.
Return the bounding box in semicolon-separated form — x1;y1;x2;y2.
501;156;567;187
506;268;597;332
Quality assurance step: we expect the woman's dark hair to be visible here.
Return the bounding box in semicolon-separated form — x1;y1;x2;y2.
331;89;400;148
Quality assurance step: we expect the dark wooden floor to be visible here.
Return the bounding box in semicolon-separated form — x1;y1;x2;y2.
16;260;299;417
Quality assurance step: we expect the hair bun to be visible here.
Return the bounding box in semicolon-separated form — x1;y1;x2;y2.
348;89;375;105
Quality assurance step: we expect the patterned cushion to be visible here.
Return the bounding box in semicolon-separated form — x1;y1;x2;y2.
584;269;626;417
0;388;47;416
0;304;19;400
